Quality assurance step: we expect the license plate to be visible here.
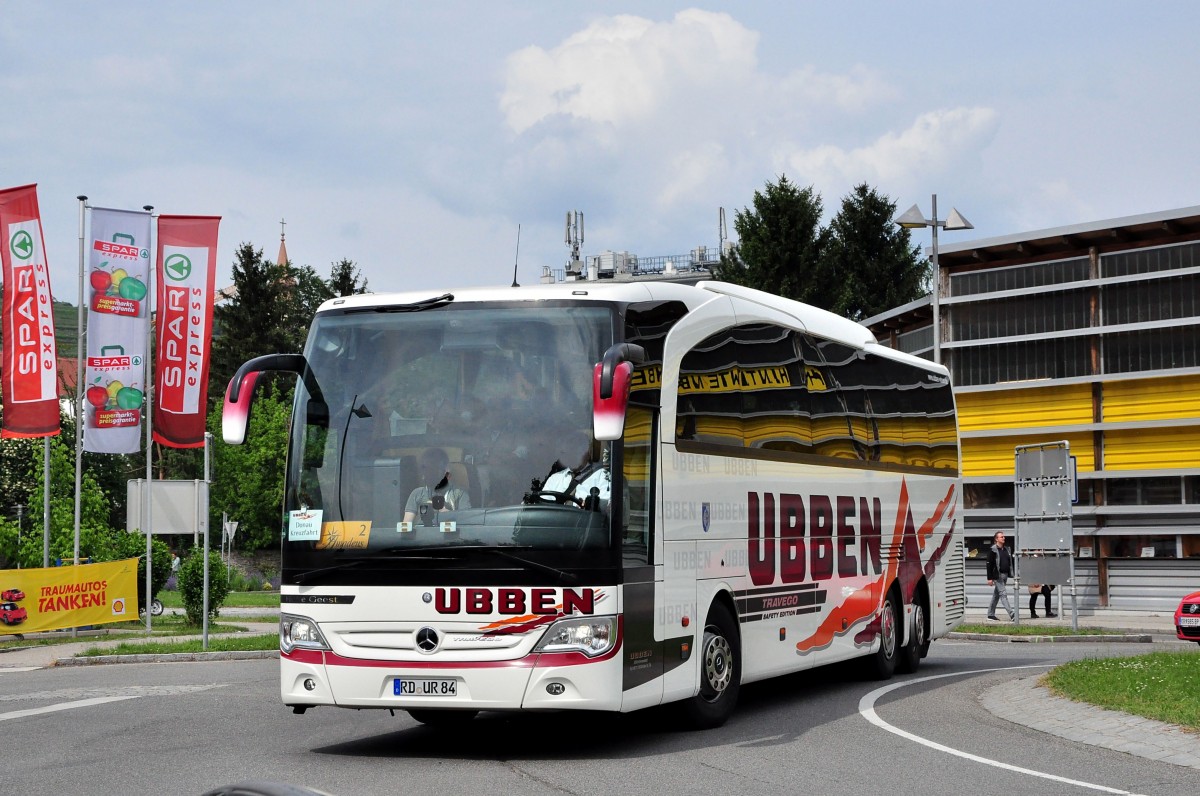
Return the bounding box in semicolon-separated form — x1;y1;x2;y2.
394;677;457;697
1180;616;1200;627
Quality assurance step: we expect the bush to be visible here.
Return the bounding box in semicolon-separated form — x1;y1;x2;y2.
178;549;230;625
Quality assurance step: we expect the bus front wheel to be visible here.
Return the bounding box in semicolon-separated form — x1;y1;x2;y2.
682;602;740;729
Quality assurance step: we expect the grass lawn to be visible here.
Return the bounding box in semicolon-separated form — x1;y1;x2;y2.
955;623;1116;637
78;633;279;657
1043;651;1200;731
159;590;280;609
0;613;267;651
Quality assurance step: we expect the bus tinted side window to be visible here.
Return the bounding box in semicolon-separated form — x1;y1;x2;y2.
675;324;814;453
809;338;867;460
625;301;689;410
676;325;959;474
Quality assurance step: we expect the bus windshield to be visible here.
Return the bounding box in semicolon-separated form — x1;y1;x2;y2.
282;301;618;585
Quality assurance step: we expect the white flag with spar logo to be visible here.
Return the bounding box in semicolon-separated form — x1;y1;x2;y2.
83;207;151;454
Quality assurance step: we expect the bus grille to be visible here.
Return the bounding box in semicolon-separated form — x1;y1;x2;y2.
943;541;966;622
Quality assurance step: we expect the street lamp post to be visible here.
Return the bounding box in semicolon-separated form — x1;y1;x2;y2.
895;194;973;364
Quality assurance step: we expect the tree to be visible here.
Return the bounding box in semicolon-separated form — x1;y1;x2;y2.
178;548;230;625
327;258;369;297
209;391;291;551
823;183;928;321
3;436;117;568
714;176;832;307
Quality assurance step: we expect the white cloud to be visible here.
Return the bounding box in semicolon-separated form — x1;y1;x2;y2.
778;107;1000;198
500;10;759;134
778;64;898;113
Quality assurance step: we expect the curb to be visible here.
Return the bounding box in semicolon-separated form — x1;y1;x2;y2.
54;650;279;667
948;632;1153;643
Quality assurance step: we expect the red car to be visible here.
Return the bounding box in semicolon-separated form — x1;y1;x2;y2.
1;588;25;602
1176;590;1200;644
0;602;26;626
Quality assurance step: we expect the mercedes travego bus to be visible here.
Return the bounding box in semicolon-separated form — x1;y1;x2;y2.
223;280;964;729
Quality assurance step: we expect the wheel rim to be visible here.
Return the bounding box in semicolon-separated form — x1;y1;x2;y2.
913;603;926;650
701;626;733;700
880;600;896;659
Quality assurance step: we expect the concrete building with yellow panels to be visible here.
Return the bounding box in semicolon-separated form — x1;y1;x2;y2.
865;206;1200;611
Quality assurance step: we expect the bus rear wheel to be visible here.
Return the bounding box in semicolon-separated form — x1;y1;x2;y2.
896;598;926;674
864;589;899;680
682;602;740;729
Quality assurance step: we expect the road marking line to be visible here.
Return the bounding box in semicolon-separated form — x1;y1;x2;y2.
0;667;42;674
859;665;1148;796
0;695;140;722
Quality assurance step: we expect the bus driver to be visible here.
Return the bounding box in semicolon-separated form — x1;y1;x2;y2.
542;431;610;509
404;448;471;526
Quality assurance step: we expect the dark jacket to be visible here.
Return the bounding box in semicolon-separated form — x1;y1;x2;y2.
986;543;1012;581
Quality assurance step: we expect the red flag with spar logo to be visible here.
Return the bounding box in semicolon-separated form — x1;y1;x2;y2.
0;184;61;438
153;214;220;448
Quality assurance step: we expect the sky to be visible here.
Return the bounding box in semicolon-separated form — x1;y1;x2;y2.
4;2;1200;306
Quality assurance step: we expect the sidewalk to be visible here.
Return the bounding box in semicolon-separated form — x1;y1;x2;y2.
960;606;1200;770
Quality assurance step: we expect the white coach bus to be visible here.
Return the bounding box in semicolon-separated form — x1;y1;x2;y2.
223;280;964;729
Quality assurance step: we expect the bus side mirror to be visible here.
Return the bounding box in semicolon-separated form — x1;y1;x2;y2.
223;370;261;445
222;353;312;444
593;343;645;441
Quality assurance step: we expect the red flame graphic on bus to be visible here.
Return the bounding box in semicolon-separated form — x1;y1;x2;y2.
795;480;956;654
478;590;609;636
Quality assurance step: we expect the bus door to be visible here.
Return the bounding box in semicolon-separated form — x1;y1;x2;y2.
654;294;737;703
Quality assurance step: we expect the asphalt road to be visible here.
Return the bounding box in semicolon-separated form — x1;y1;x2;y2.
1;639;1193;796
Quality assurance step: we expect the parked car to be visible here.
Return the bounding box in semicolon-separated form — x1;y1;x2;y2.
1175;590;1200;644
0;602;27;625
1;588;25;602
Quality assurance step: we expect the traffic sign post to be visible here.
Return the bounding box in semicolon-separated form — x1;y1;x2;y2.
1014;441;1078;630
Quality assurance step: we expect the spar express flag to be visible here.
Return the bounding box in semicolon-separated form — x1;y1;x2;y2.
83;208;152;454
153;215;220;448
0;184;60;438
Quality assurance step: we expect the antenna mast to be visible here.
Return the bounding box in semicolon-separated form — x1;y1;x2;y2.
565;210;584;278
511;224;521;288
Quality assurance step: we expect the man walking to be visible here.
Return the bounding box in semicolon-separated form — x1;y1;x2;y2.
986;531;1016;621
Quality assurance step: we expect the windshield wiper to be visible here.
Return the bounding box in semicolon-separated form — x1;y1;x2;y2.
346;293;454;314
465;546;578;585
292;559;363;585
292;552;452;584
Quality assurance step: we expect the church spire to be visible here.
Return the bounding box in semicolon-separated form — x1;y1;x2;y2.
276;217;289;265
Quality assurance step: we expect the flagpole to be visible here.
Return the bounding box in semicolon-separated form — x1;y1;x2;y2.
144;204;155;634
73;196;87;572
42;439;49;568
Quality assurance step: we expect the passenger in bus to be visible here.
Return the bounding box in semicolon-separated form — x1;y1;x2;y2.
403;448;471;526
542;430;610;508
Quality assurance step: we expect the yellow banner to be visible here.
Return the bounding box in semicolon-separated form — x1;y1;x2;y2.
0;558;139;634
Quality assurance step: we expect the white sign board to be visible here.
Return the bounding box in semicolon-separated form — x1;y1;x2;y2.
127;479;208;536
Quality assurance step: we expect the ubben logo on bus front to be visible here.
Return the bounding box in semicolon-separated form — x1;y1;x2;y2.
433;587;599;616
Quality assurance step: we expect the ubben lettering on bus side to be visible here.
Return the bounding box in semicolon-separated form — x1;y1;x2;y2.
747;491;884;586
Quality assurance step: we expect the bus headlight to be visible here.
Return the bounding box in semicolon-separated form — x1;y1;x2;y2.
533;616;616;657
280;614;329;655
